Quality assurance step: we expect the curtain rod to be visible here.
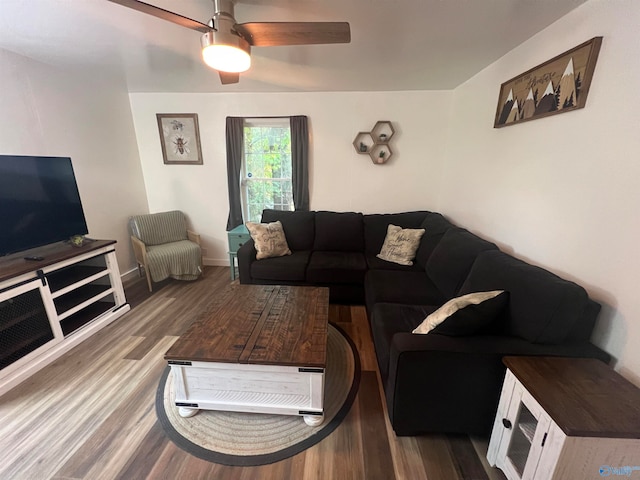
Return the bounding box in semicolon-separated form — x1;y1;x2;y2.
228;115;306;119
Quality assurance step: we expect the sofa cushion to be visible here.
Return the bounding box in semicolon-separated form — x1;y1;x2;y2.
365;253;423;271
146;240;202;282
313;211;364;251
459;250;593;344
246;221;292;260
414;212;455;268
306;251;367;284
377;224;425;266
364;270;447;314
363;211;429;254
412;290;508;335
261;209;315;251
370;303;437;382
251;250;310;282
425;228;498;299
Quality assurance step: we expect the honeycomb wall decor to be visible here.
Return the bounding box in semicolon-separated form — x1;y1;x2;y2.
353;121;395;164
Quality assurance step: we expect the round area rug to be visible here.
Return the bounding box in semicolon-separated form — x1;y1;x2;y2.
156;323;360;466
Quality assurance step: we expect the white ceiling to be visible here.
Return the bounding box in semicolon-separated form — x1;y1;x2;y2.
0;0;587;93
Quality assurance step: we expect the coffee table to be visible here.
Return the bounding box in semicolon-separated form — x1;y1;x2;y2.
164;284;329;426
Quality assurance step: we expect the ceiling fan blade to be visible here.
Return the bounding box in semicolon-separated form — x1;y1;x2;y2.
107;0;211;33
219;71;240;84
235;22;351;47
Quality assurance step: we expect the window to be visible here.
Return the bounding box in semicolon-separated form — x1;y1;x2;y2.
225;115;307;231
241;118;293;223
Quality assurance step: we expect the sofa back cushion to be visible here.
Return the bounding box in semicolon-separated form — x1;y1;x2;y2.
261;209;315;251
425;228;498;299
414;212;455;268
459;250;597;344
314;211;364;251
130;210;187;246
363;211;429;254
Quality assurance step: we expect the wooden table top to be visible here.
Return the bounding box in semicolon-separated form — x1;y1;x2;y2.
165;284;330;368
503;356;640;438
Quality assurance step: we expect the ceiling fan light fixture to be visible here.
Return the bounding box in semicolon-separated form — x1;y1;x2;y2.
201;31;251;73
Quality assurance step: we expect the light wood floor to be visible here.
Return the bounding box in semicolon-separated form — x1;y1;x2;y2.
0;267;506;480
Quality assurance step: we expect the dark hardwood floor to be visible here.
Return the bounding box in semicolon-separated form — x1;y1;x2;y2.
0;267;506;479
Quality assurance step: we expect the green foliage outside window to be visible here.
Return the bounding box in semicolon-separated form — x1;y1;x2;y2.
244;123;293;222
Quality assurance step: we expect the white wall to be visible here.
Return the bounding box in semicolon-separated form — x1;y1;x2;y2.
441;0;640;383
128;91;452;265
0;49;149;274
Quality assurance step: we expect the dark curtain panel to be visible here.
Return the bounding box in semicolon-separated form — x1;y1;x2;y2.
226;117;245;230
290;115;310;211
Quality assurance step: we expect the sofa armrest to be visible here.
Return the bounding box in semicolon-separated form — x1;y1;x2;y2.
186;230;203;268
237;238;257;283
130;235;148;266
130;235;153;292
389;332;611;359
384;333;611;436
187;230;201;246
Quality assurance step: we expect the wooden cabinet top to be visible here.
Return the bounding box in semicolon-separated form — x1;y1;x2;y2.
0;240;116;284
503;356;640;439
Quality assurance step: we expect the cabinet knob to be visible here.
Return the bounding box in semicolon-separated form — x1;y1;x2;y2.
502;418;512;429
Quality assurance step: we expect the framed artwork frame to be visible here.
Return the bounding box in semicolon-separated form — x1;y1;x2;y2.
494;37;602;128
156;113;204;164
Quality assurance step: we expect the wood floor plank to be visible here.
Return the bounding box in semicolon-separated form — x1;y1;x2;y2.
349;305;379;372
417;434;463;480
0;338;145;479
470;436;508;480
358;371;395;480
54;337;177;479
0;266;499;480
448;434;492;480
329;304;352;324
114;421;170;480
144;442;225;480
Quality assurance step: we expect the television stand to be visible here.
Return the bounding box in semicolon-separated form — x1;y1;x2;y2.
0;240;130;396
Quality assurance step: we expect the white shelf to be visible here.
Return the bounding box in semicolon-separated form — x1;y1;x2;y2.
0;242;129;397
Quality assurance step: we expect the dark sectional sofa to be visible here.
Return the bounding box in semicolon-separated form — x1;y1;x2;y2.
237;209;610;436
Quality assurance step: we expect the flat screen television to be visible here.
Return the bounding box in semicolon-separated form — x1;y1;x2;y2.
0;155;89;257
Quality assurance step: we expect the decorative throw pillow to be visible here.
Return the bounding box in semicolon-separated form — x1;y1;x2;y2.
245;221;292;260
376;224;426;266
412;290;508;335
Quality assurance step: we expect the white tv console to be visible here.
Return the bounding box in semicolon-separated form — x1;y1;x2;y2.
0;240;130;396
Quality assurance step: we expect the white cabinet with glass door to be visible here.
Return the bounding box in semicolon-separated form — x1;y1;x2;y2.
487;356;640;480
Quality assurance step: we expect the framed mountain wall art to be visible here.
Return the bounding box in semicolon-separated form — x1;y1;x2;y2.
494;37;602;128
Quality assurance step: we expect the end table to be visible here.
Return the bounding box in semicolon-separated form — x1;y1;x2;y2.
227;224;250;280
487;356;640;480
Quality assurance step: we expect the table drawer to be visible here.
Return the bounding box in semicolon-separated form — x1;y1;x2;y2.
228;233;250;253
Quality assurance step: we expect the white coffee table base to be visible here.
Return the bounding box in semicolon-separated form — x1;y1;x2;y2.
169;360;325;426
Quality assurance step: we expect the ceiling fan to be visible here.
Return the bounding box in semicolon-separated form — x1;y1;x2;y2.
107;0;351;84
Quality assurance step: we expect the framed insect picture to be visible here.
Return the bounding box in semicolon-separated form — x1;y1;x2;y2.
156;113;204;164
